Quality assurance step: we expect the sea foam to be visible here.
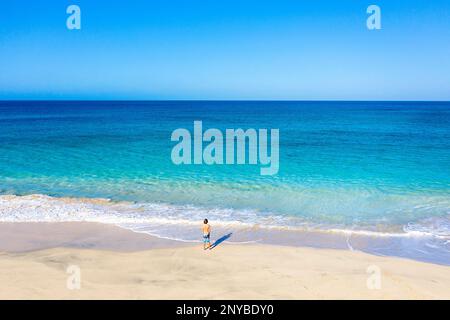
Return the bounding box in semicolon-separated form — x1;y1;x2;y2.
1;194;449;240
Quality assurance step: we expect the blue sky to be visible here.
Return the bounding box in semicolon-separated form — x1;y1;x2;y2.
0;0;449;100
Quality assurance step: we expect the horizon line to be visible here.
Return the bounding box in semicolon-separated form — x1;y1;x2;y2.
1;99;450;103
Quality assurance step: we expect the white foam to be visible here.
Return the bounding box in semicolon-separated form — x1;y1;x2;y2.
0;194;449;242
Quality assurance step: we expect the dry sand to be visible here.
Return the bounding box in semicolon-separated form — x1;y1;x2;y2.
0;222;449;299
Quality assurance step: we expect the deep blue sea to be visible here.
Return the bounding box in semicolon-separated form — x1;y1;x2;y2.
0;101;449;264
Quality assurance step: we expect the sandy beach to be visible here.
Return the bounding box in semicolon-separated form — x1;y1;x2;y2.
0;222;449;300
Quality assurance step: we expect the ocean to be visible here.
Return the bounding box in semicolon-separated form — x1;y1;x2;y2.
0;101;449;264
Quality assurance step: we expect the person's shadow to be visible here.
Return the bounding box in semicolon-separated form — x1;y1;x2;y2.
210;233;232;250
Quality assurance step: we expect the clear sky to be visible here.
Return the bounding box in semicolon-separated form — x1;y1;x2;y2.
0;0;449;100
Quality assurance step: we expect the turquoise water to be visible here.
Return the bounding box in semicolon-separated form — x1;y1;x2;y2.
0;101;449;263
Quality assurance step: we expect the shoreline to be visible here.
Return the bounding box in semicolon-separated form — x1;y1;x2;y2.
0;222;450;299
1;194;449;266
0;222;184;253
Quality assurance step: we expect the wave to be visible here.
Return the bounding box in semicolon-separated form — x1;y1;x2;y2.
0;193;449;242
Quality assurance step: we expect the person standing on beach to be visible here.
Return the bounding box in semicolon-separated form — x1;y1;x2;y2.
202;219;211;250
